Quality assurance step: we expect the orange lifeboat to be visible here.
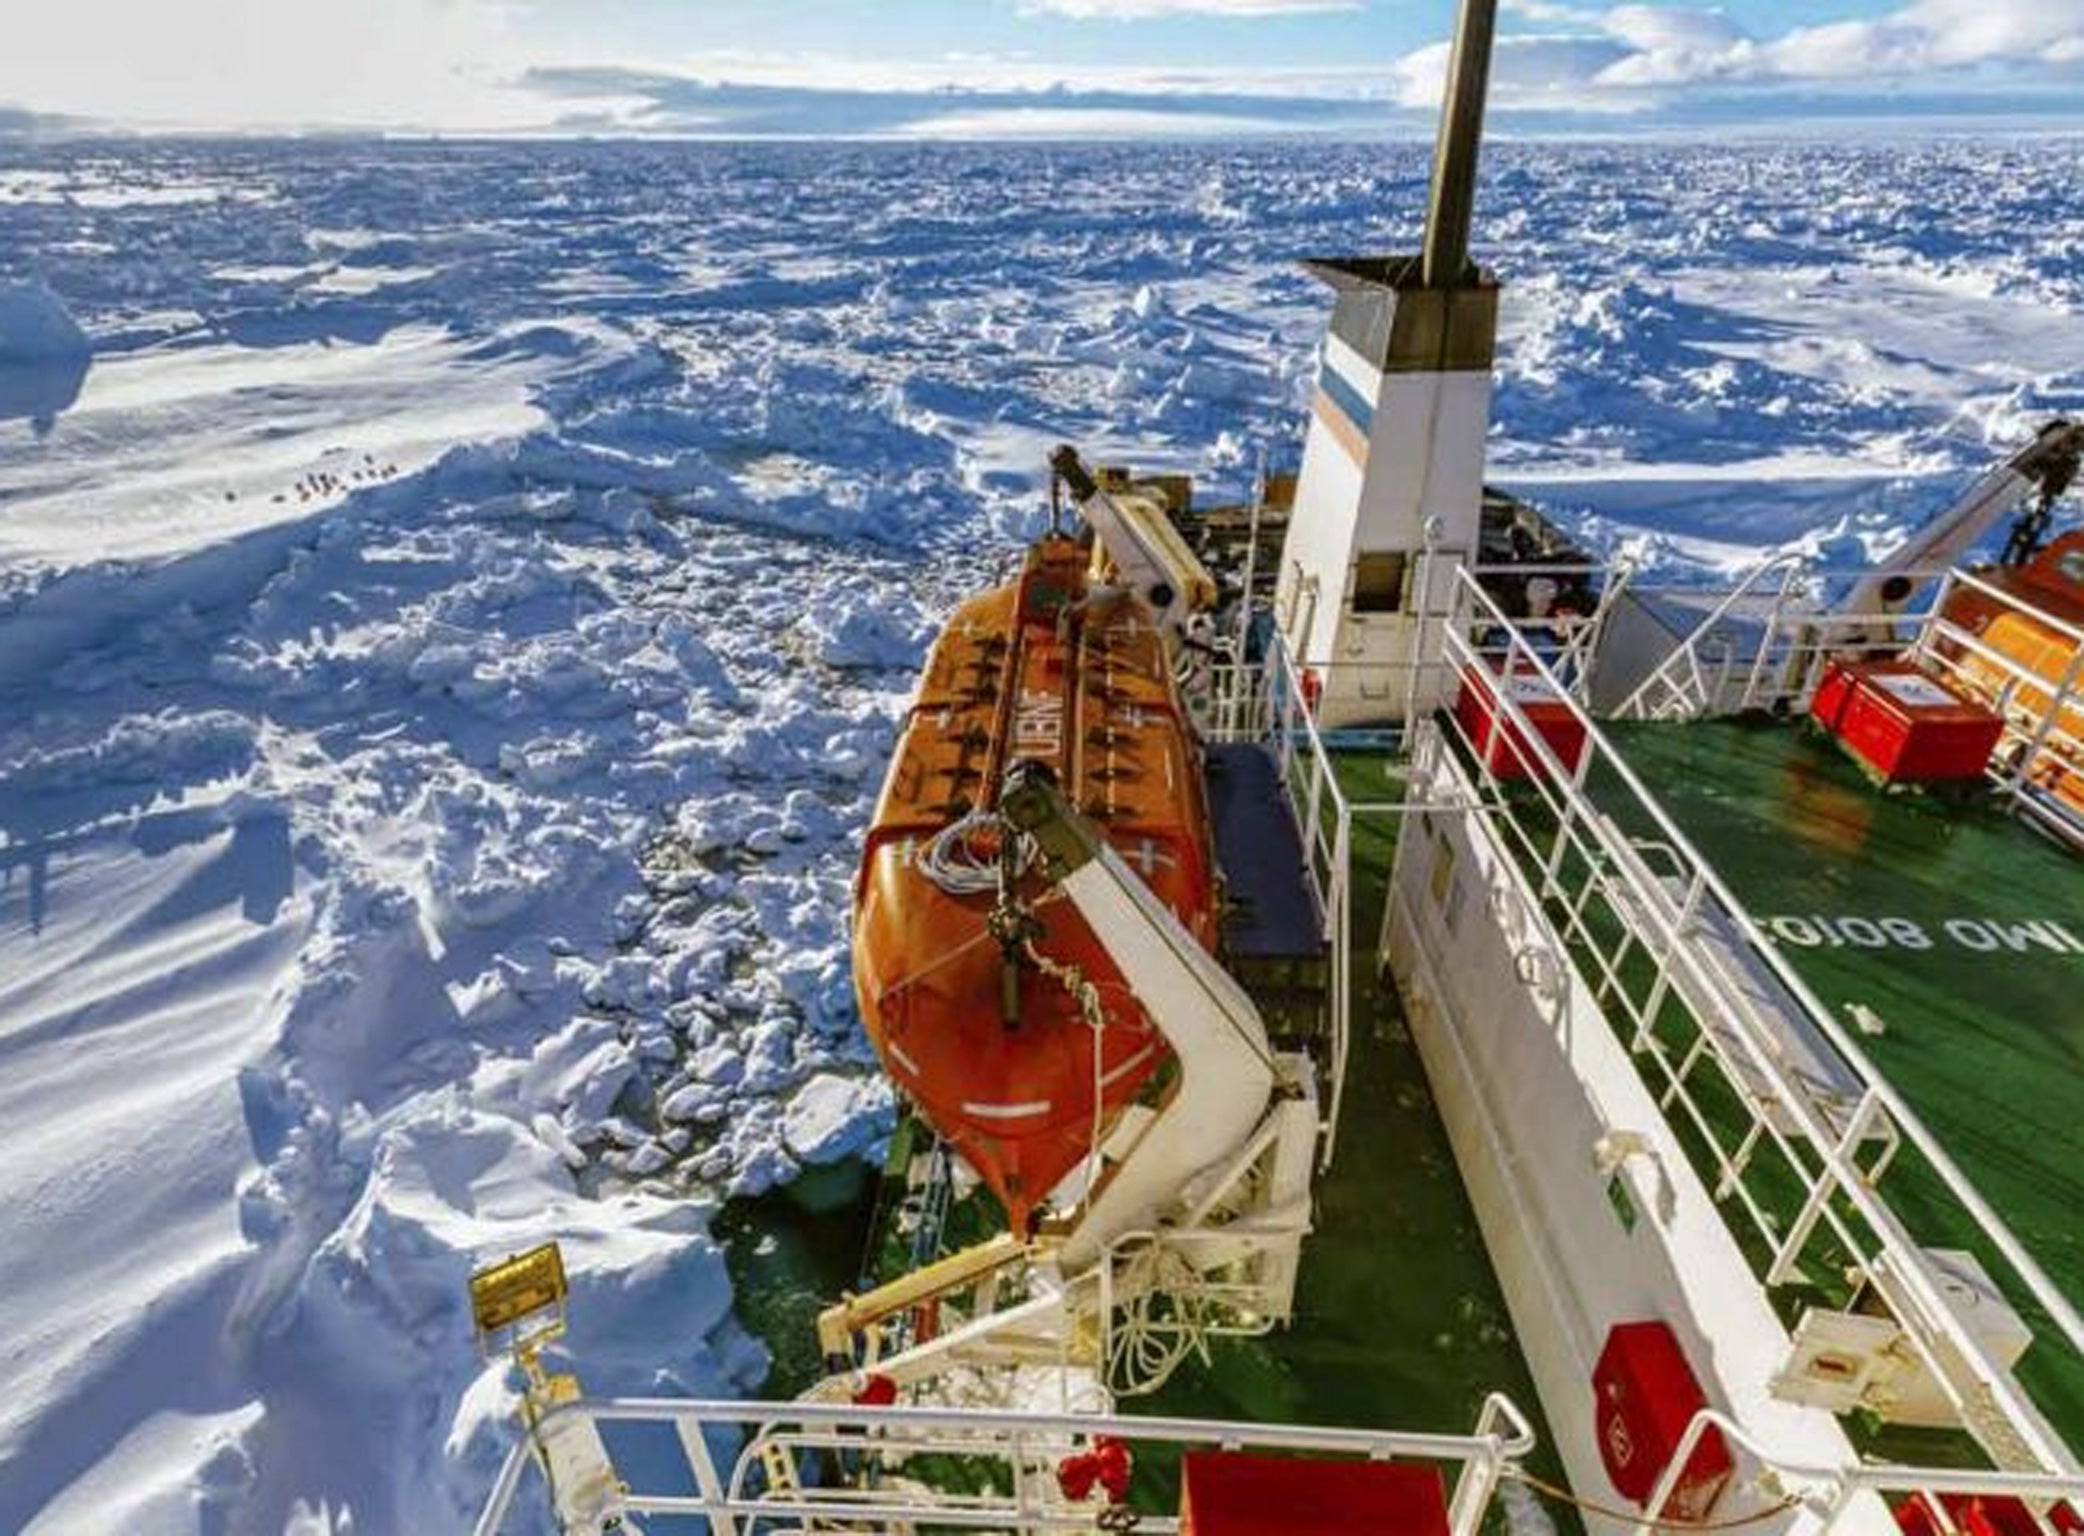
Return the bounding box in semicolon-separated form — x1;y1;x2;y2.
852;535;1219;1230
1943;530;2084;812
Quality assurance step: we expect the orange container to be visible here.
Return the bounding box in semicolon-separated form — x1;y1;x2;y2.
1938;534;2084;811
853;537;1219;1229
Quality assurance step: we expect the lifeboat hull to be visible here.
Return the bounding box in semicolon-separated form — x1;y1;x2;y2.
852;537;1219;1229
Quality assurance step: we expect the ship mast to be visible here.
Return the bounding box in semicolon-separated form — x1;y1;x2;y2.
1271;0;1502;728
1422;0;1499;292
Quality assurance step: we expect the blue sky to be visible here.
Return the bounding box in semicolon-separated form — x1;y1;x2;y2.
529;0;1905;75
2;0;2081;136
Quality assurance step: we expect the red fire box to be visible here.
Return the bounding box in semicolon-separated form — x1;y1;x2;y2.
1454;662;1589;781
1593;1321;1734;1522
1810;660;2004;785
1179;1451;1449;1536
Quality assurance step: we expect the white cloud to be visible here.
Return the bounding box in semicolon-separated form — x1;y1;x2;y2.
0;0;542;131
1503;1;1611;23
1468;0;2084;104
1020;0;1357;18
1704;0;2084;82
901;106;1303;136
1749;21;1924;82
4;0;2080;135
1392;34;1635;109
1600;5;1747;57
1900;0;2084;67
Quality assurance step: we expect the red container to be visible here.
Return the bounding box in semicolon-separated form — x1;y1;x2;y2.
1180;1452;1448;1536
1593;1322;1733;1521
1454;662;1589;781
1810;660;2003;785
1895;1493;2048;1536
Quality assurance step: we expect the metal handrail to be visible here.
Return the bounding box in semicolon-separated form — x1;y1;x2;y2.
1210;631;1356;1171
1946;565;2084;648
473;1393;1538;1536
1613;549;1815;719
1431;563;2084;1466
1634;1408;2084;1536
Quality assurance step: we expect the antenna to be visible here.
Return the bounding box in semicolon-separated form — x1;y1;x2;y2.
1420;0;1500;290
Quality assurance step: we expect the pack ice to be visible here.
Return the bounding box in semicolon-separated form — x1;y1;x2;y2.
3;136;2082;1532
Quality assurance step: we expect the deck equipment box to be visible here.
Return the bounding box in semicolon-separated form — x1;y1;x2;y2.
1810;660;2004;786
1179;1451;1449;1536
1454;662;1589;781
1594;1321;1734;1521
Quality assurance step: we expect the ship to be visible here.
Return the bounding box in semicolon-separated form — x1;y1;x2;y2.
464;2;2084;1533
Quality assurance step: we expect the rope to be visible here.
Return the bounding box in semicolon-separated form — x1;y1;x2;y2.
1021;940;1112;1197
917;807;1032;897
1503;1468;1805;1532
1103;1238;1211;1396
1019;942;1217;1398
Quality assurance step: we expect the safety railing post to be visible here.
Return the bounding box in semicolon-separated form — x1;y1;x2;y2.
1632;1410;1718;1536
1911;569;1959;670
1741;560;1804;711
1447;1446;1501;1536
679;1411;740;1536
1632;870;1705;1054
1405;540;1435;730
1274;640;1298;786
1304;744;1327;870
1323;807;1353;1171
1766;1089;1878;1286
470;1444;531;1536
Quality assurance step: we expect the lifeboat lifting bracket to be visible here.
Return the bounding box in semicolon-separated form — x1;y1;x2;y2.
814;761;1321;1403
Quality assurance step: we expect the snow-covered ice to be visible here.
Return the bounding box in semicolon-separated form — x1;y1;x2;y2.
2;135;2082;1530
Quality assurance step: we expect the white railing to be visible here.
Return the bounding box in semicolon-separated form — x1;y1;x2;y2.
1407;563;2084;1479
1614;551;1817;720
1206;633;1354;1172
1603;555;2084;843
471;1393;1538;1536
468;1386;2084;1536
1636;1408;2084;1536
1909;565;2084;840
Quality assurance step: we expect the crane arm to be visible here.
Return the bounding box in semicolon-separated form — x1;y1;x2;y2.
998;760;1278;1275
1843;419;2083;620
1049;445;1217;644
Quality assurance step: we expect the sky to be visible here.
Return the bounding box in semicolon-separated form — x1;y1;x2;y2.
1;0;2082;137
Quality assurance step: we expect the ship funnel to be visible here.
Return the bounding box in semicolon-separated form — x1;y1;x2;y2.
1421;0;1500;290
1268;0;1505;728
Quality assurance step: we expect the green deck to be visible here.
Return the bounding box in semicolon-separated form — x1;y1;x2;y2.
1610;716;2084;1440
1133;755;1576;1526
736;715;2084;1506
733;752;1564;1467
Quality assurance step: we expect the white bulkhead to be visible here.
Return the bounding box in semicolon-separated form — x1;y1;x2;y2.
1275;263;1499;728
